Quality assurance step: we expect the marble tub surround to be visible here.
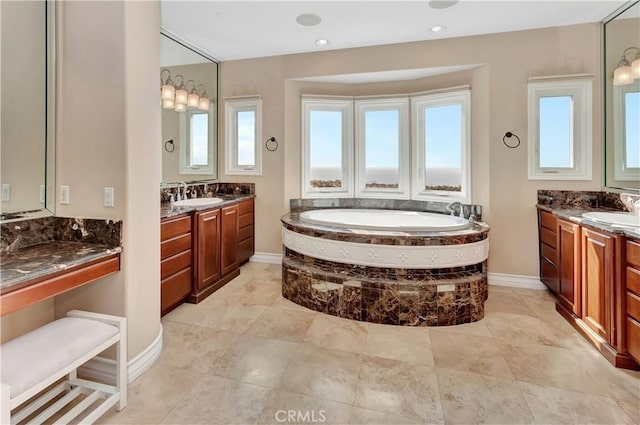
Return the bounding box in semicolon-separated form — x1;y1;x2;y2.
537;189;633;211
161;194;256;219
290;198;483;221
1;216;122;253
1;241;122;290
282;252;488;326
160;182;255;204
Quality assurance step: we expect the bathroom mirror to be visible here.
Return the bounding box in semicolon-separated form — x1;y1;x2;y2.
0;0;56;219
604;1;640;192
160;32;218;184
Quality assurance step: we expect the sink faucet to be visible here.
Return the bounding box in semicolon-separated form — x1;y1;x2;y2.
445;201;465;219
176;182;187;201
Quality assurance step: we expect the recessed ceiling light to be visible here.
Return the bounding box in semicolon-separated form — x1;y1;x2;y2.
315;39;330;46
296;13;322;27
430;25;446;33
428;0;459;9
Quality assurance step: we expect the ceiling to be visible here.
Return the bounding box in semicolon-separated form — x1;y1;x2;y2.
160;1;625;62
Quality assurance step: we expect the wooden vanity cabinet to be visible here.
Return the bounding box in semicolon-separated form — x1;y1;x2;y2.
221;204;239;276
581;228;614;343
538;209;559;293
194;209;221;291
160;215;193;316
625;239;640;362
557;219;581;316
238;198;255;265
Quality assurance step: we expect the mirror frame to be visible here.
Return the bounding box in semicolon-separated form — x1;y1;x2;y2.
602;0;640;194
45;0;56;214
160;29;220;183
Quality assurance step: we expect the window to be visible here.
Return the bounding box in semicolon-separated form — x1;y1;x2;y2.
225;96;262;175
613;81;640;181
355;98;410;199
411;90;471;202
179;107;215;175
301;97;353;198
528;78;592;180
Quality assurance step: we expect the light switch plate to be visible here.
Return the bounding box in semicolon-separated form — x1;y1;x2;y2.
104;187;114;207
60;185;70;204
1;184;10;202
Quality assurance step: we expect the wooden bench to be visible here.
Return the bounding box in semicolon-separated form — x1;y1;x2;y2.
1;310;127;424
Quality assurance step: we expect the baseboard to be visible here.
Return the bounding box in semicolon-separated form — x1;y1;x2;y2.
488;272;547;290
249;252;283;265
79;323;163;385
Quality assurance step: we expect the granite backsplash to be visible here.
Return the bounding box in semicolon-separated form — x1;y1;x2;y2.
537;190;638;211
1;217;122;253
161;182;255;204
289;198;483;221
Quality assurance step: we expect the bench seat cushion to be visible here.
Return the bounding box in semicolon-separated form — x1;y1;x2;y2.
1;317;119;398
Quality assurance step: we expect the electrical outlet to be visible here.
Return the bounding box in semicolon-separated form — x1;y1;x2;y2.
40;185;45;203
104;187;114;207
1;184;10;202
59;185;70;204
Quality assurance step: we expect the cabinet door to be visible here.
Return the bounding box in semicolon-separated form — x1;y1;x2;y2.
221;204;239;276
558;220;581;316
582;228;614;342
196;209;221;290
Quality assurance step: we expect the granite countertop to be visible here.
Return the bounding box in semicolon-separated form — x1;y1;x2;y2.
160;194;256;219
537;204;640;239
0;241;122;291
281;211;489;245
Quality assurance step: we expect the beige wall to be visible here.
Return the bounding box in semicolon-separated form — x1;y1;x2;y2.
0;1;46;213
162;62;218;183
220;23;603;277
1;1;163;361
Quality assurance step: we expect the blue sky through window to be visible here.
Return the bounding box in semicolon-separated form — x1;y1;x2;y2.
364;110;399;186
190;113;208;166
424;104;462;188
539;96;572;168
237;110;255;166
625;92;640;168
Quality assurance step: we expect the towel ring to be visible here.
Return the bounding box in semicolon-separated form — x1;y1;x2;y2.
266;136;278;152
502;131;520;149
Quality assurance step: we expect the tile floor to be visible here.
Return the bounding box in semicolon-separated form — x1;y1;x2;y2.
100;262;640;425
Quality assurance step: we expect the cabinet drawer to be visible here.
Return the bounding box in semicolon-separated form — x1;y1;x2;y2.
541;243;557;265
627;240;640;269
161;216;192;241
239;212;253;229
540;257;559;293
627;267;640;296
627;316;640;362
540;211;557;231
161;250;191;280
541;227;557;249
238;237;254;263
161;233;191;260
628;291;640;322
239;224;254;241
161;268;192;315
239;199;254;215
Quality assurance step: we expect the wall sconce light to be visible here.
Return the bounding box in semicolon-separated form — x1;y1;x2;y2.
160;69;212;112
613;47;640;85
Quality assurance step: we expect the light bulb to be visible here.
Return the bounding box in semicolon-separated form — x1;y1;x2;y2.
187;92;200;107
162;98;175;109
175;88;188;105
175;103;186;112
631;57;640;79
614;65;633;85
198;96;210;111
161;84;175;100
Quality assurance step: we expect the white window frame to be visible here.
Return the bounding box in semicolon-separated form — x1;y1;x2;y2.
179;106;215;175
411;89;472;203
527;78;592;180
225;96;262;176
355;97;410;199
301;97;354;198
613;81;640;181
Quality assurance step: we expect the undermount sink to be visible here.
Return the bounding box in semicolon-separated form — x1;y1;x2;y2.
172;197;224;207
582;212;640;227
